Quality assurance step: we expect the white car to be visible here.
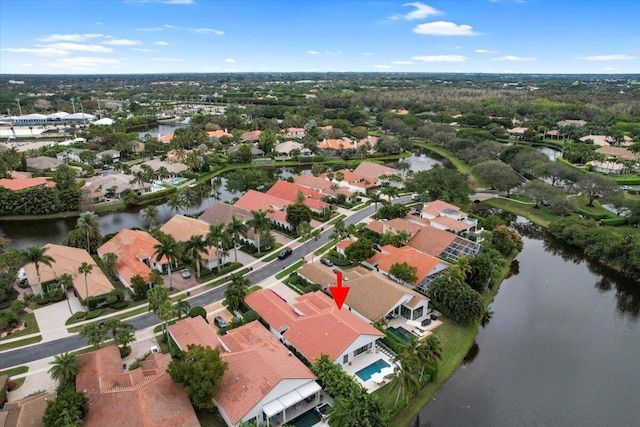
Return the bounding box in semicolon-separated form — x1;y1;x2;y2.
180;269;191;279
150;345;159;353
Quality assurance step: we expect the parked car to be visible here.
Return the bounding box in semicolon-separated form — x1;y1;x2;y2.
320;258;333;267
430;313;438;321
411;193;421;201
180;268;191;279
214;316;228;328
150;345;159;353
373;243;382;252
278;248;292;260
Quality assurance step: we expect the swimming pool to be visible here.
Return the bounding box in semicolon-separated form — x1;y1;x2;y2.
290;408;322;427
169;177;187;185
355;359;391;382
151;184;163;192
388;326;412;343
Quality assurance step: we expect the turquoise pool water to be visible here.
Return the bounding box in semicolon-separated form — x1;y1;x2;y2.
388;326;412;343
151;184;163;192
291;408;322;427
169;177;187;185
355;359;391;381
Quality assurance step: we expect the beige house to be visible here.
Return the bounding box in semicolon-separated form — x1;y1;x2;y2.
22;243;114;299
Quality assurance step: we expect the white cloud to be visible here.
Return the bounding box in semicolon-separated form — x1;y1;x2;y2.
195;28;224;35
224;58;236;63
155;41;170;46
37;33;103;42
307;50;320;55
413;21;477;36
45;56;121;68
103;38;141;46
391;60;414;65
325;50;342;55
95;22;103;26
582;54;636;61
412;54;467;62
46;43;113;52
374;65;392;69
362;52;372;56
162;0;194;4
475;49;498;53
389;2;441;20
137;27;164;32
603;67;618;71
149;57;183;61
132;48;158;52
492;55;537;61
1;47;69;56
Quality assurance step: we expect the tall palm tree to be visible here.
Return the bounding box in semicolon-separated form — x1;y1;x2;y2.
415;335;442;382
78;262;93;309
368;192;383;212
154;233;180;290
76;211;102;254
142;205;159;230
157;300;177;342
176;297;191;319
57;273;74;315
247;209;271;252
184;234;207;278
22;245;54;295
309;228;322;263
391;357;419;407
48;352;82;386
166;193;184;215
79;323;106;350
381;186;398;202
297;221;312;259
226;216;248;263
102;252;118;280
206;224;231;273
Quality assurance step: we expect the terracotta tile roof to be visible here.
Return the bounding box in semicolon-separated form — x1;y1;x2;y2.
0;391;55;427
336;238;357;251
366;245;440;285
241;130;262;141
421;200;467;219
245;290;384;363
267;180;326;202
170;317;318;425
76;345;199;427
97;229;167;284
296;263;337;287
345;272;427;321
353;161;399;179
159;215;219;262
357;136;378;148
236;188;326;222
293;175;354;198
431;215;471;231
407;226;457;257
199;201;252;225
595;145;635;160
22;243;113;299
157;133;174;143
0;177;54;191
382;218;423;236
283;127;306;139
317;138;356;151
208;129;233;139
365;221;385;234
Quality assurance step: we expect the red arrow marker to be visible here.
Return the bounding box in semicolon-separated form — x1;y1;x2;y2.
329;271;350;310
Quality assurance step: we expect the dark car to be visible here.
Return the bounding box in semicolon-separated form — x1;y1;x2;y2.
430;313;438;321
373;243;382;252
320;258;334;267
214;316;228;328
278;248;292;260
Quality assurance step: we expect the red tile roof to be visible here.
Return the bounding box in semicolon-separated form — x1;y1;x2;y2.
157;133;173;143
366;245;441;285
234;190;290;224
353;161;399;179
318;170;377;189
0;177;54;191
241;130;262;141
168;316;222;352
294;175;354;198
208;129;233;139
76;345;199;427
421;200;467;219
245;290;384;363
407;225;457;257
267;180;325;202
317;138;356;151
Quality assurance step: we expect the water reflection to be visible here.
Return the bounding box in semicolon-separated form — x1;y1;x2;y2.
462;341;480;365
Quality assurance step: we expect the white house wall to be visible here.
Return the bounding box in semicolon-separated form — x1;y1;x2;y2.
336;334;381;367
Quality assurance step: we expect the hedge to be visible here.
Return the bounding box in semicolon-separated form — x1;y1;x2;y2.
600;217;627;226
575;207;612;221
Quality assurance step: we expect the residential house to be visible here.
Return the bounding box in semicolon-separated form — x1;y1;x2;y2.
266;181;331;215
406;224;482;261
357;136;378;150
159;214;228;270
55;148;84;163
294;174;356;201
97;229;168;289
557;119;587;127
506;127;528;139
131;158;189;175
283;127;306;139
317;138;357;155
83;173;150;202
344;272;430;323
25;156;60;171
0;177;55;191
169;318;322;427
319;169;377;194
225;144;265;157
364;245;450;294
76;345;199;427
296;263;338;289
353;161;400;181
96;149;121;163
245;290;385;367
22;243;114;298
208;129;233;140
588;160;627;174
199;202;257;246
8;171;32;179
275;141;312;156
421;200;478;233
579;135;634;147
366;218;423;239
241;130;262;142
0;391;56;427
157;133;174;144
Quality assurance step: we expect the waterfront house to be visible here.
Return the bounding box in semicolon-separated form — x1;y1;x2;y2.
0;177;55;191
241;130;262;142
169;318;323;427
83;173;150;202
25;156;60;171
406;224;483;261
420;200;478;233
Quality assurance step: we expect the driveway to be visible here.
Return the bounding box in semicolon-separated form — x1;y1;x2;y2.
33;290;84;342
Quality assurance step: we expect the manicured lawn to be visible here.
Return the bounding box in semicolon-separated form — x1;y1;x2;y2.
0;365;28;378
275;260;305;280
0;312;40;339
314;239;337;256
328;214;347;225
484;198;558;227
0;336;42;352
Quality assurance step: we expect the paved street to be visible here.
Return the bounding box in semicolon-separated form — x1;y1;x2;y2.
0;196;410;370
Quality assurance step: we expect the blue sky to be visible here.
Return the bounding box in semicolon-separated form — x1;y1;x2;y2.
1;0;639;74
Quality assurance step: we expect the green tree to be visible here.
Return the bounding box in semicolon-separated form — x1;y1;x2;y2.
147;285;169;313
76;211;102;254
167;344;228;410
131;274;148;300
286;202;313;231
389;262;418;284
142;205;159;230
177;296;191;319
78;262;93;309
575;173;618;207
115;328;135;351
183;235;207;278
465;250;505;293
48;352;82;386
247;209;271;252
472;161;522;195
206;224;231;273
344;238;375;264
56;273;74;315
223;274;249;312
368;192;384;212
226;216;248;263
309;228;322;263
491;226;524;256
258;128;277;153
157;300;178;342
153;232;180;290
391;354;419;407
225;169;269;193
21;245;54;295
297;220;312;259
42;390;89;427
101;252;118;280
519;180;555;208
78;322;107;350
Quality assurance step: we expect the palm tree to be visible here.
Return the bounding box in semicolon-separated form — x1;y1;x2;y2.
247;209;271;252
22;245;54;295
79;323;106;350
224;281;247;312
101;252;118;280
368;192;383;212
309;228;322;263
76;211;101;254
115;328;135;351
157;300;177;342
397;160;410;177
206;224;230;273
48;352;81;386
391;358;419;407
166;193;184;215
154;233;180;290
142;205;159;230
415;335;442;381
381;186;398;202
176;297;191;319
226;216;248;263
330;218;348;242
78;262;93;310
184;234;207;278
57;273;74;316
297;221;312;259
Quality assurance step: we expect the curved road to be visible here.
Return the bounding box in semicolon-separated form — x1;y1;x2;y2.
0;196;411;369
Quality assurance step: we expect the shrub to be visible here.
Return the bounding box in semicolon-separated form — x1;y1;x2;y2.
109;300;129;310
119;346;132;358
5;380;17;391
85;310;103;320
73;311;86;320
600;217;627;226
128;352;151;371
189;306;207;322
36;295;49;305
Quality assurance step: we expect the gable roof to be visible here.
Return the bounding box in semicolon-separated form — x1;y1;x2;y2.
83;173;146;198
208;129;233;139
421;200;468;219
296;263;337;287
169;318;317;425
0;177;55;191
76;345;199;427
345;272;428;321
353;161;399;179
266;180;325;202
366;245;442;285
199;201;252;225
160;215;220;262
245;290;384;363
0;391;56;427
293;175;354;198
234;190;290;224
407;225;457;257
241;130;262;141
97;229;167;284
317;138;356;151
22;243;114;299
25;156;60;171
